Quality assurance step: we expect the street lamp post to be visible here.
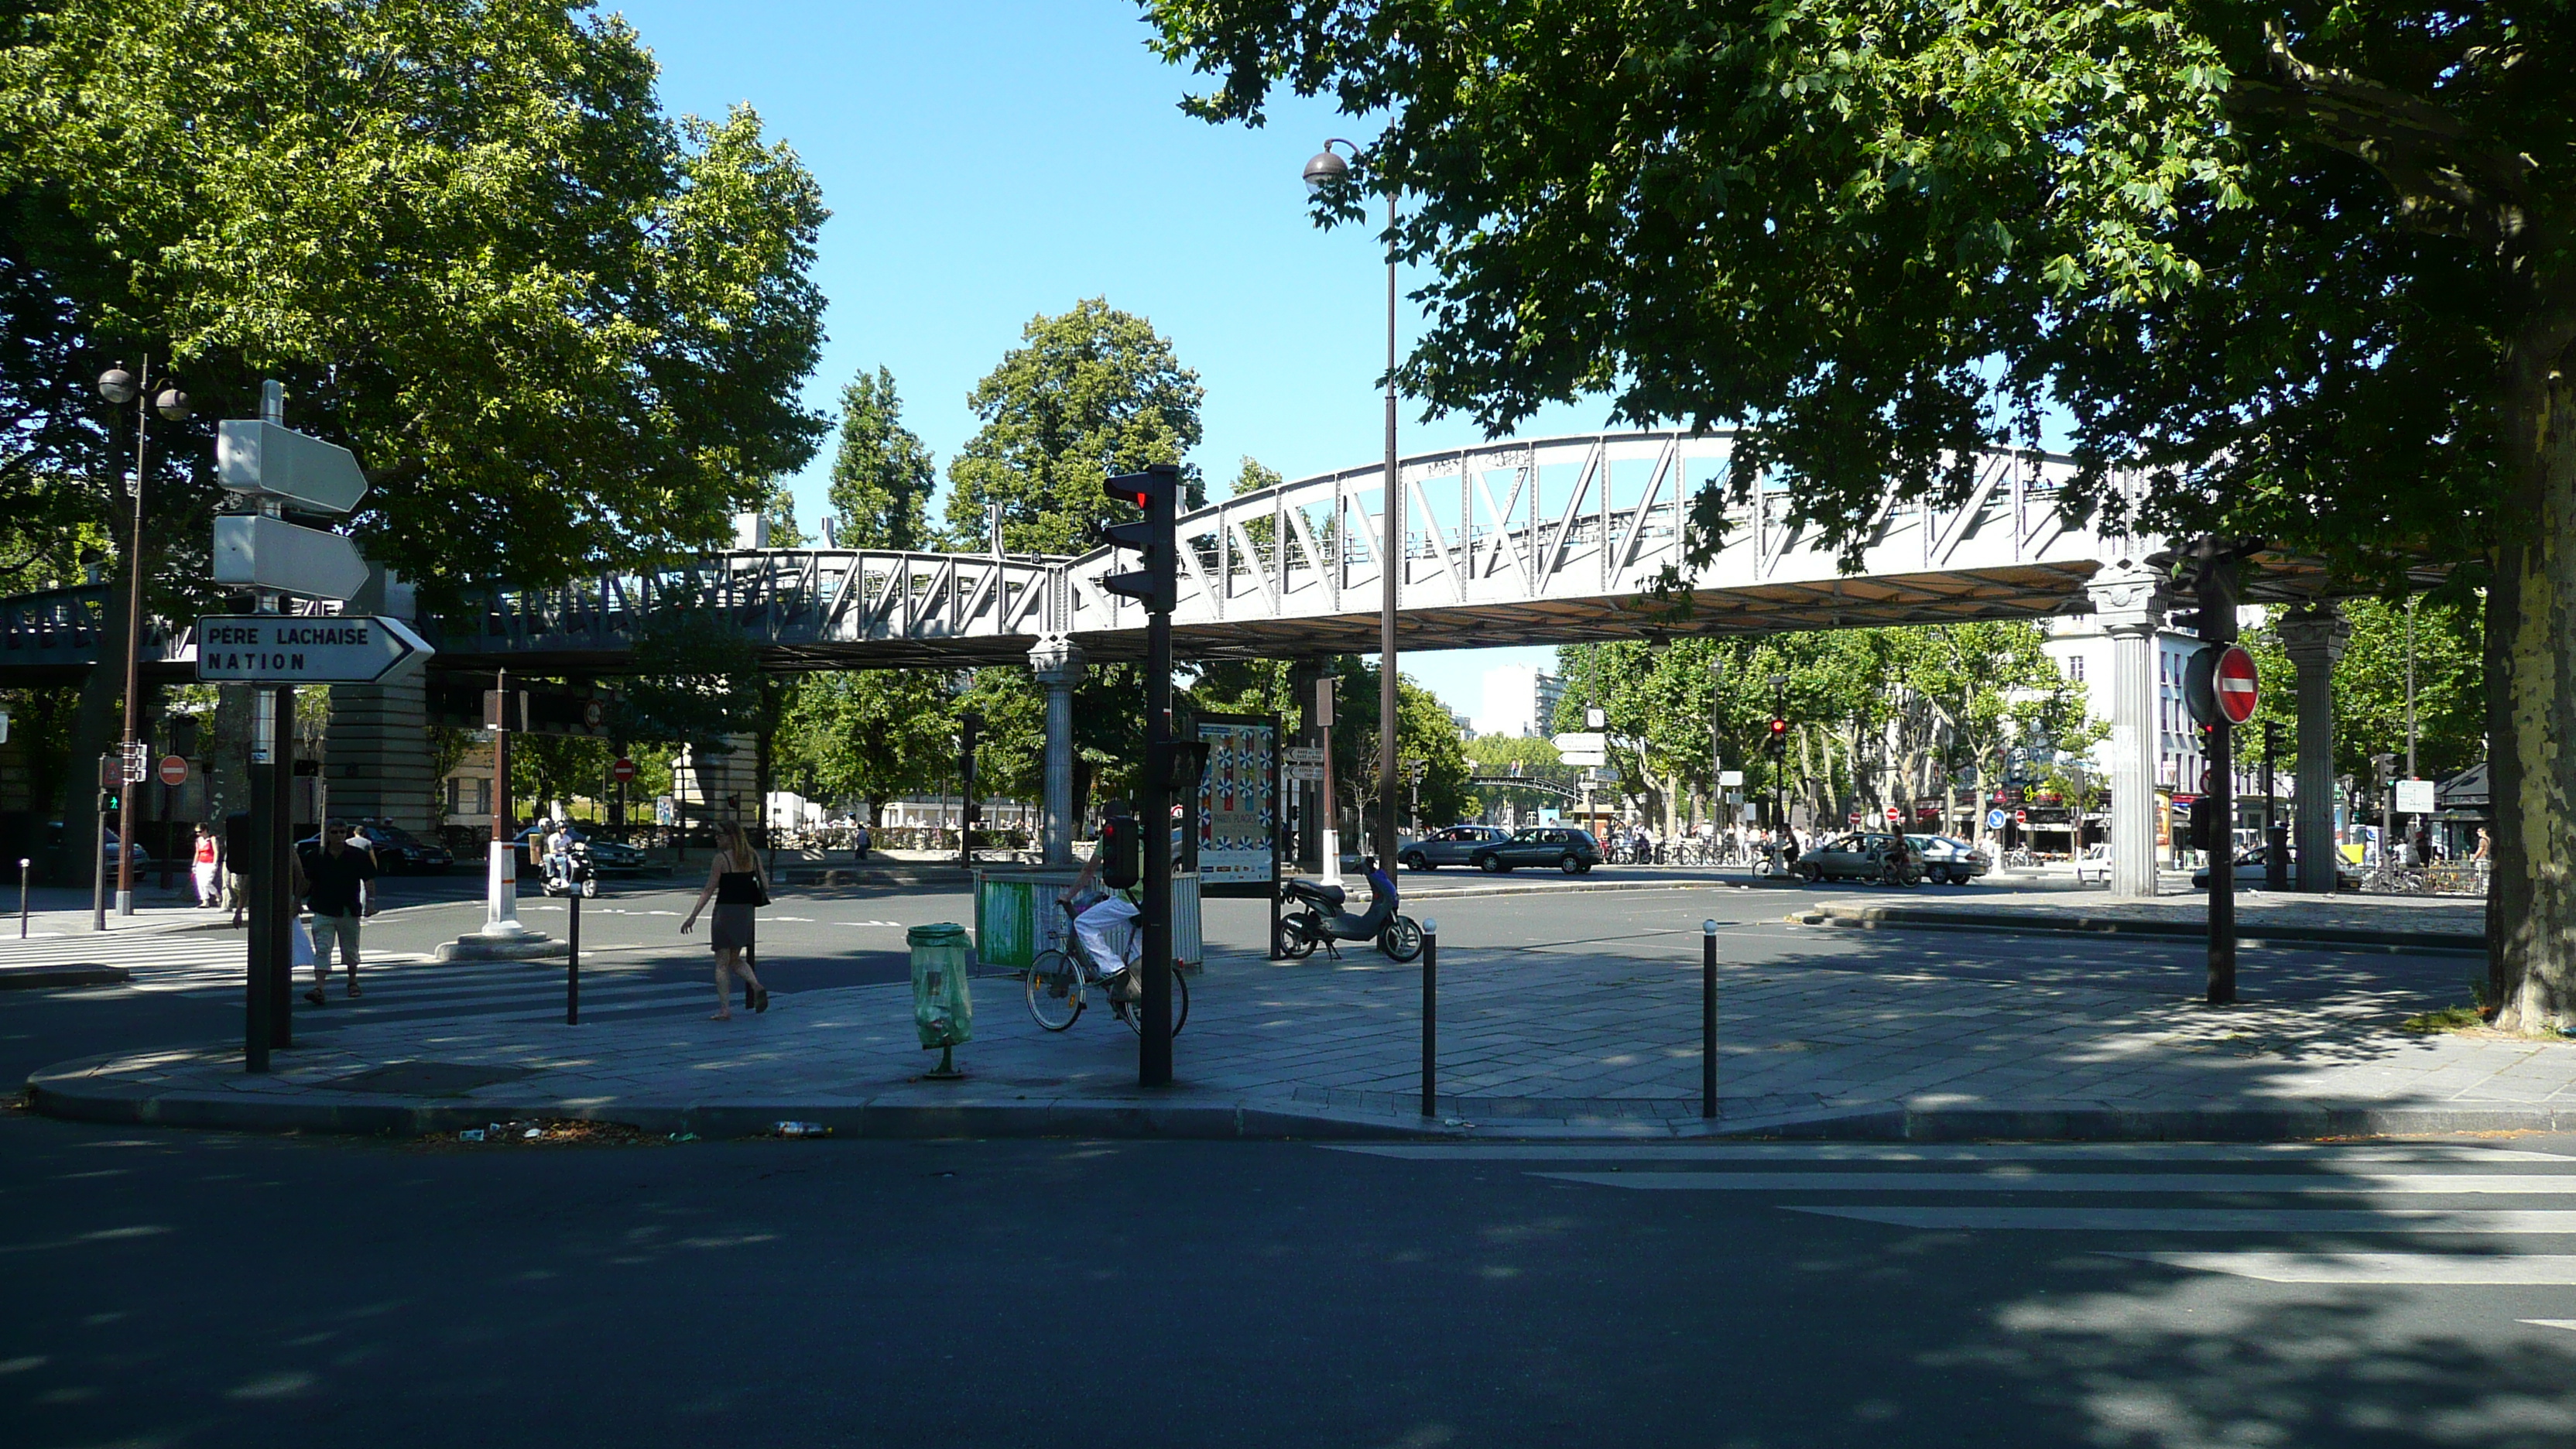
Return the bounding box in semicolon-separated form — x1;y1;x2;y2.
94;361;191;921
1304;139;1403;870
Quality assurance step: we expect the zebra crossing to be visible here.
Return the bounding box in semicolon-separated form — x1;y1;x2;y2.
1329;1141;2576;1286
0;927;718;1026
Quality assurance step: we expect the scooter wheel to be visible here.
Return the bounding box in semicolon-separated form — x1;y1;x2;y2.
581;878;598;898
1275;920;1317;959
1379;916;1423;963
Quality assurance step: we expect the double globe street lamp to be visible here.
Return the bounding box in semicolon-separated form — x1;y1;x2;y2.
1303;139;1406;869
94;360;191;923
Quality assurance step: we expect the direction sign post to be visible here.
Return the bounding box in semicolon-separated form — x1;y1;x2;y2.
194;615;430;684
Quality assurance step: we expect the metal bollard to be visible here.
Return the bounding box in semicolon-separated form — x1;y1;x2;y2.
1420;920;1439;1118
17;858;28;938
567;889;581;1026
1702;920;1718;1119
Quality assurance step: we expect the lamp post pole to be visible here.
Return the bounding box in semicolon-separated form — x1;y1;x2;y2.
1304;139;1403;868
96;361;191;919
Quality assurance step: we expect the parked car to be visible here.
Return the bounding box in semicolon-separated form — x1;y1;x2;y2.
512;824;650;875
44;822;152;869
1906;834;1989;886
1399;826;1512;871
1467;826;1602;875
2192;845;2361;892
1791;832;1920;885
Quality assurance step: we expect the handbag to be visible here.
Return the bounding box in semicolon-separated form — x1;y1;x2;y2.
750;875;771;908
289;918;316;970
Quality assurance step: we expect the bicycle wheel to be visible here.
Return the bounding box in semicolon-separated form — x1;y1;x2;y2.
1118;967;1189;1038
1026;949;1085;1030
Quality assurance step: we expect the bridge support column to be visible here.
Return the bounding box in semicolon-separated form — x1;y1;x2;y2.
1030;635;1084;865
2279;605;2351;894
2088;560;2171;899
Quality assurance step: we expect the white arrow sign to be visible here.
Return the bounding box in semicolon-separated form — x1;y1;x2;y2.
212;514;370;601
218;420;369;514
194;615;431;684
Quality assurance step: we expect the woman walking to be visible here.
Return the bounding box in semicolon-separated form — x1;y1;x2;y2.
681;820;770;1019
190;824;221;908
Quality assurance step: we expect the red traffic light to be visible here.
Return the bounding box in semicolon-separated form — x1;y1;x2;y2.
1102;464;1177;510
1767;718;1787;735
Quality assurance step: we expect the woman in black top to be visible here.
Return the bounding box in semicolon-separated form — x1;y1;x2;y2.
682;820;770;1019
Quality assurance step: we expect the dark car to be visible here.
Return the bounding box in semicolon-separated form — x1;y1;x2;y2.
350;819;453;874
2192;845;2362;892
43;822;152;869
1468;826;1602;875
1399;826;1511;871
512;824;649;875
1792;832;1919;884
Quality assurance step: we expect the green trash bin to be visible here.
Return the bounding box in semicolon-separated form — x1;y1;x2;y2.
908;923;973;1079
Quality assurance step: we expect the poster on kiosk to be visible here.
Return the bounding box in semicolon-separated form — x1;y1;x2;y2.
1194;714;1278;896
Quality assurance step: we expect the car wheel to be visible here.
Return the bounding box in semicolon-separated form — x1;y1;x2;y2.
1559;854;1581;875
1476;855;1503;874
1402;851;1430;872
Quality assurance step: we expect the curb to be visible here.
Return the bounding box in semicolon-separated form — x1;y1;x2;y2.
32;1053;2571;1145
1793;904;2486;955
1403;878;1757;901
0;965;131;990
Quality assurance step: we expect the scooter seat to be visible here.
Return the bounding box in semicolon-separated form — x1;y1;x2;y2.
1285;879;1345;908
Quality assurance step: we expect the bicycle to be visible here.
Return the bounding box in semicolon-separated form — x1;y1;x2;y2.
1025;896;1190;1036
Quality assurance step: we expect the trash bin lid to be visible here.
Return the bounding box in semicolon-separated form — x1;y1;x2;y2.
907;923;970;948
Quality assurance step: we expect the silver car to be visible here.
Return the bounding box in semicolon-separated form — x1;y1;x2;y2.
1906;834;1989;886
1399;826;1511;871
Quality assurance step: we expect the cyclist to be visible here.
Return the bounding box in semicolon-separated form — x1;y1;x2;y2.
1069;800;1143;985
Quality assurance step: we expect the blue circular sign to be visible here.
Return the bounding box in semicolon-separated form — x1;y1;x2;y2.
1985;809;2009;831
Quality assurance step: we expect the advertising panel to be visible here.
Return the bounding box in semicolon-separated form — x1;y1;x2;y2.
1195;717;1277;892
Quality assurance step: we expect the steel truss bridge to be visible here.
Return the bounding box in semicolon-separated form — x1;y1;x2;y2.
2;429;2376;683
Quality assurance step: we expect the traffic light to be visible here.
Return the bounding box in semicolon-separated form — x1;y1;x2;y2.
1098;463;1180;614
1766;717;1788;757
2187;796;2217;852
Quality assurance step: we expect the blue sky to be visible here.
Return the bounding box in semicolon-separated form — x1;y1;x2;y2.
608;0;1580;719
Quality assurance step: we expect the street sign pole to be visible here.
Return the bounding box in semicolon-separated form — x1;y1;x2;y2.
2195;545;2242;1006
266;683;294;1050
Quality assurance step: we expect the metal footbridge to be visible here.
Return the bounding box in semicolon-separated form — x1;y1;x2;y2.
2;428;2366;680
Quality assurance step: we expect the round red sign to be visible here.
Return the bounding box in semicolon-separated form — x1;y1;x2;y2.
156;754;189;786
1883;806;1903;823
2215;645;2260;724
611;757;638;783
2014;808;2029;825
1847;811;1862;825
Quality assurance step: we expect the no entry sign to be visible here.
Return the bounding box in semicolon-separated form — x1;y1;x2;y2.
1884;806;1903;824
157;755;190;786
611;757;638;783
2214;645;2259;724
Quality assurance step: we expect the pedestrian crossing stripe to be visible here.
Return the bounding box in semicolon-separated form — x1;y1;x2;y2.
1793;1205;2576;1232
1328;1142;2576;1164
1534;1171;2576;1194
2117;1254;2576;1285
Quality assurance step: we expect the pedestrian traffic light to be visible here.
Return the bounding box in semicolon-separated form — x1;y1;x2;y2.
1098;463;1179;614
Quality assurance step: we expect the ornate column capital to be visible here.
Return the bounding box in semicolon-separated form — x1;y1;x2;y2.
1028;633;1086;687
2277;603;2352;667
2083;558;2172;635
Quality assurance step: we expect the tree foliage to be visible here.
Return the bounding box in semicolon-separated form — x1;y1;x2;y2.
2241;595;2485;783
615;608;766;752
0;0;831;591
773;669;959;821
944;299;1205;555
1146;0;2576;1025
827;366;937;551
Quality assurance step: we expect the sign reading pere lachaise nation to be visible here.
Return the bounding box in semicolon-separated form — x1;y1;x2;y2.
1195;719;1276;888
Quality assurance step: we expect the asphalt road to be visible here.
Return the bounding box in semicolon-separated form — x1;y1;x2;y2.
5;1117;2576;1447
1;873;2543;1447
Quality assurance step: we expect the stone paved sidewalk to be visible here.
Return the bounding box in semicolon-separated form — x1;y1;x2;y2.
29;910;2571;1141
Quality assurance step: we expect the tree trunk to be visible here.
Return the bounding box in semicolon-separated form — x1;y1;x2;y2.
2489;361;2576;1031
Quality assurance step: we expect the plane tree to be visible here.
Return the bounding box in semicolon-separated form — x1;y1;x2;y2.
1146;1;2576;1027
